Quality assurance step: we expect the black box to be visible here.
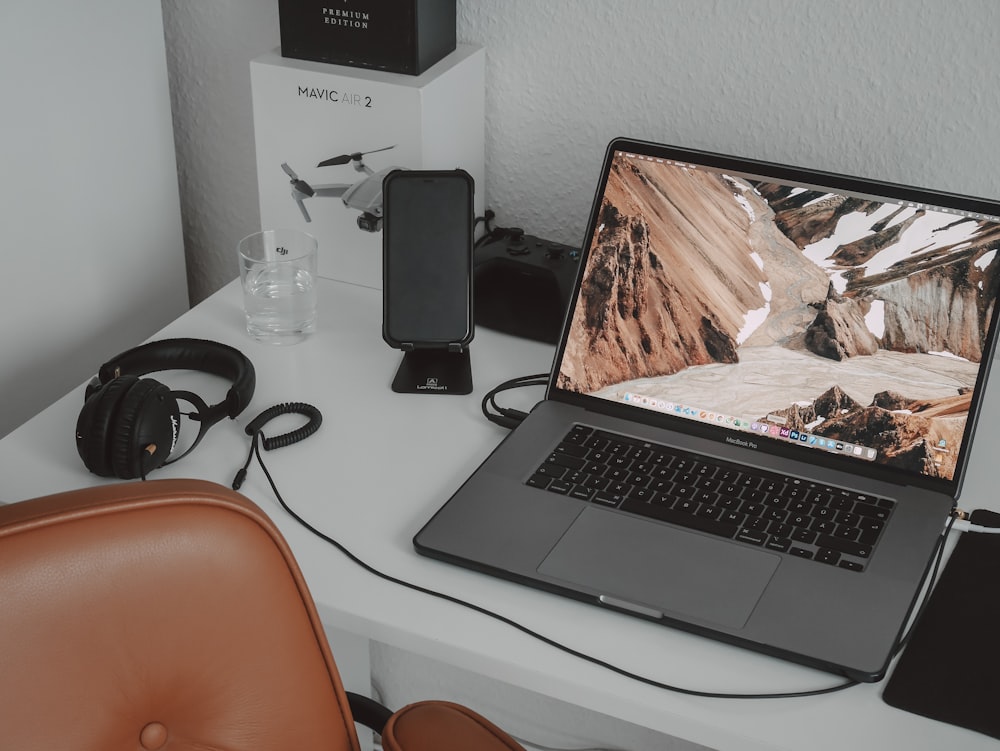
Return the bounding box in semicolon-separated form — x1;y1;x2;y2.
279;0;457;75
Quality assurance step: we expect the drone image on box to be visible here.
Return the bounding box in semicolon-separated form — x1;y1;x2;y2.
281;145;399;231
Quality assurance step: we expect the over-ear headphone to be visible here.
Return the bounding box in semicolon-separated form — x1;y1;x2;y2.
76;338;255;479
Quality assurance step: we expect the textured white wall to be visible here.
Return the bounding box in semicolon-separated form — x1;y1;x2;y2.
163;0;1000;304
161;0;279;304
161;2;1000;747
0;0;187;438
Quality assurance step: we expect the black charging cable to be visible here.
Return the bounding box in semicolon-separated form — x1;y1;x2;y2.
474;209;529;250
231;393;957;698
232;402;322;490
234;396;879;699
481;373;550;429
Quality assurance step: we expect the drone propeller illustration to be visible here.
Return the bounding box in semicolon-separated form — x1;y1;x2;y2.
281;145;398;231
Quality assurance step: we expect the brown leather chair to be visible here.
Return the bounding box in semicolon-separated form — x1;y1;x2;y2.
0;478;525;751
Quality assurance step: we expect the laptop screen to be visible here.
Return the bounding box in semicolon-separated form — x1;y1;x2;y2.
553;140;1000;490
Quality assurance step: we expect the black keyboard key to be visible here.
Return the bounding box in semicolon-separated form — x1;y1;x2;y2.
695;477;721;492
626;446;652;462
553;442;589;458
811;506;836;521
836;511;860;527
858;528;881;546
534;464;567;480
527;473;551;489
672;485;697;500
736;528;768;546
788;512;810;528
791;528;818;544
768;521;792;538
815;548;841;566
790;546;814;559
607;441;631;456
765;536;791;552
721;510;746;526
811;518;836;535
696;504;723;521
651;466;676;482
694;490;719;505
855;504;891;521
570;486;594;501
716;494;742;510
593;490;625;507
715;468;742;483
829;495;853;511
628;486;657;503
675;498;698;514
746;516;770;532
760;479;785;495
784;482;810;500
582;475;610;491
859;517;885;534
808;490;835;505
674;472;696;487
762;494;787;509
765;507;788;523
649;478;675;494
649;451;671;466
834;524;861;541
816;533;873;559
788;499;811;514
608;455;631;469
546;452;586;471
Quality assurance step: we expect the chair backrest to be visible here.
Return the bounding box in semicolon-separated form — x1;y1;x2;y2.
0;478;361;751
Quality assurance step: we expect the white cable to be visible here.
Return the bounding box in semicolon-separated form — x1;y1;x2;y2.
952;519;1000;534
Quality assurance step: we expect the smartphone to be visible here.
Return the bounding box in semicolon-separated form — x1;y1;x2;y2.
382;169;475;350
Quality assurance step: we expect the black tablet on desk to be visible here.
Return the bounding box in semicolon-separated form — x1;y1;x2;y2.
883;509;1000;739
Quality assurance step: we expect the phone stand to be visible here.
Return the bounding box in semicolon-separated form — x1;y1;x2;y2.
382;169;475;395
391;347;472;395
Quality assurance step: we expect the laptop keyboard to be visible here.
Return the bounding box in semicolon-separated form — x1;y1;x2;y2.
527;425;895;572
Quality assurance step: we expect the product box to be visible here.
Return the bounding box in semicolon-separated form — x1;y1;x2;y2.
250;44;484;289
278;0;456;75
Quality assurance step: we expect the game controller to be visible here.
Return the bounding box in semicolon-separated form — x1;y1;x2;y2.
473;229;581;344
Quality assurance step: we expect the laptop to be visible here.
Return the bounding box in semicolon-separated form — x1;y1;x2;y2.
415;137;1000;682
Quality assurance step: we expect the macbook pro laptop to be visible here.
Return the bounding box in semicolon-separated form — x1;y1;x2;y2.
415;137;1000;682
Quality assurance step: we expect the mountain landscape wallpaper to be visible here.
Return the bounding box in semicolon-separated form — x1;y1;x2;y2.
557;152;1000;480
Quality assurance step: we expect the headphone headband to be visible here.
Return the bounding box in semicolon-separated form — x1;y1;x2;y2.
92;338;255;422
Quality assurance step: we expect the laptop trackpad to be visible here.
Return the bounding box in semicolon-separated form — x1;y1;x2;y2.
538;507;780;630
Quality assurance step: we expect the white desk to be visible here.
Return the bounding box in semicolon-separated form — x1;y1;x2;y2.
2;277;998;751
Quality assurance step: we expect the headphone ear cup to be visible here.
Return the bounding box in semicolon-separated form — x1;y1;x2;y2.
109;377;179;479
76;376;139;477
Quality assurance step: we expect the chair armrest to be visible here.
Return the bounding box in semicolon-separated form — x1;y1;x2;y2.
381;701;526;751
347;691;393;734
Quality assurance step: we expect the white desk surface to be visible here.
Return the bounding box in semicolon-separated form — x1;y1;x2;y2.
3;276;998;751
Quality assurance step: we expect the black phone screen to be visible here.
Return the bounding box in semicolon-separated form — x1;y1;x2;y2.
382;169;474;348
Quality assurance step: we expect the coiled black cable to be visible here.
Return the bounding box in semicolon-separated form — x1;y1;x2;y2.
233;402;322;489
